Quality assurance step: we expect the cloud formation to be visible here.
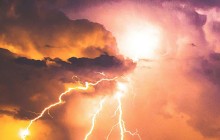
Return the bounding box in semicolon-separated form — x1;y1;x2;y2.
0;0;118;60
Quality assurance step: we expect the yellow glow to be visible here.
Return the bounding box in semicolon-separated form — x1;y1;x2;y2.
19;129;29;140
120;24;161;60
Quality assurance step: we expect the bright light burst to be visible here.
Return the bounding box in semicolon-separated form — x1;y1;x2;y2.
119;23;161;60
19;129;29;140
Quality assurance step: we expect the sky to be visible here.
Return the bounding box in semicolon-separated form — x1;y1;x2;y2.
1;0;220;140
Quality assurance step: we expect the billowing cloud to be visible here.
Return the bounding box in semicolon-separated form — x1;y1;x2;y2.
0;0;118;60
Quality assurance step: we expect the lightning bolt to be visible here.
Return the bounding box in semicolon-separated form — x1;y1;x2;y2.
117;93;141;140
19;76;141;140
106;123;119;140
117;92;125;140
82;82;141;140
84;98;105;140
106;83;141;140
19;77;117;140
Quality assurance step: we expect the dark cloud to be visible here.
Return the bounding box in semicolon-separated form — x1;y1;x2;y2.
58;0;220;10
200;53;220;85
0;48;64;119
3;0;218;16
54;0;220;10
182;8;207;27
181;0;220;8
15;57;47;67
210;21;220;34
0;109;17;117
0;48;135;119
153;0;220;8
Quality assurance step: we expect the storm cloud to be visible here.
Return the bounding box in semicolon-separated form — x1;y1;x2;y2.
2;0;220;140
0;48;135;119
